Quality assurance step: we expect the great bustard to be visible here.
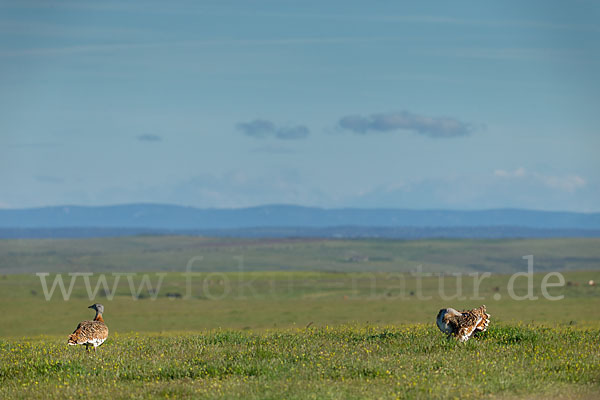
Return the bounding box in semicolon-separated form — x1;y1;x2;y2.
436;305;490;342
68;304;109;351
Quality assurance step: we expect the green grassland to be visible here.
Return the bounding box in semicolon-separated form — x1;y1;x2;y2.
1;325;599;399
1;270;599;337
1;236;599;398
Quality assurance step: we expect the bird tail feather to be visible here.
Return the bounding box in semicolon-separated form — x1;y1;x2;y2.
475;305;490;332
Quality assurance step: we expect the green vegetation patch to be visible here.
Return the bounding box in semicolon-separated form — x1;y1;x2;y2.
1;325;598;399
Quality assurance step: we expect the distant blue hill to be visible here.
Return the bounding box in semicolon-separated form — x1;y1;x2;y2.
1;204;600;230
1;226;600;240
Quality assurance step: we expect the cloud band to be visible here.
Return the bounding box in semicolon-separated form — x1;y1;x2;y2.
338;111;473;138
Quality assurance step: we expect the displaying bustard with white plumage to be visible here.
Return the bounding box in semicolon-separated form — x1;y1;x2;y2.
436;305;490;342
68;304;109;351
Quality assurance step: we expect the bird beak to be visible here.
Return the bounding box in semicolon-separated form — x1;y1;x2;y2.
88;305;94;309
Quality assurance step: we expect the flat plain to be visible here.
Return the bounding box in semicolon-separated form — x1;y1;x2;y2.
0;236;598;399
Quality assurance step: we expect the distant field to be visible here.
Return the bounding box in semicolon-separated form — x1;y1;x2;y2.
0;236;599;337
1;236;600;274
1;270;598;337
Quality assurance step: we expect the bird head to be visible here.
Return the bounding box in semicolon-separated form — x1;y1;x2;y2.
437;307;460;321
436;308;461;334
88;303;104;314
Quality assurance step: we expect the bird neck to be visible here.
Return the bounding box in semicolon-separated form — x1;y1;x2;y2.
94;313;104;322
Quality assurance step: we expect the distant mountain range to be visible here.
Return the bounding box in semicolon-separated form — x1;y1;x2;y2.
1;204;599;239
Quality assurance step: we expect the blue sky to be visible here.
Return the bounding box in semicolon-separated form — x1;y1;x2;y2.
1;0;599;211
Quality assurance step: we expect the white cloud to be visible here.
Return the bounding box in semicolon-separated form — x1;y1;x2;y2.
345;168;595;211
493;167;586;193
494;167;525;178
535;174;586;193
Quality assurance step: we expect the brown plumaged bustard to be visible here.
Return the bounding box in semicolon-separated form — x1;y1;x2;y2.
436;305;490;342
68;304;109;351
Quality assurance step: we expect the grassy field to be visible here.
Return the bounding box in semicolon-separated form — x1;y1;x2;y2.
1;325;599;399
0;270;599;336
1;236;599;398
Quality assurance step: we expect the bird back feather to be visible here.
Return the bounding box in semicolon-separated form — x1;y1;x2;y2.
68;311;108;348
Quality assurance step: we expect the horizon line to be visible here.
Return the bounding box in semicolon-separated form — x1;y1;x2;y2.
1;202;599;214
